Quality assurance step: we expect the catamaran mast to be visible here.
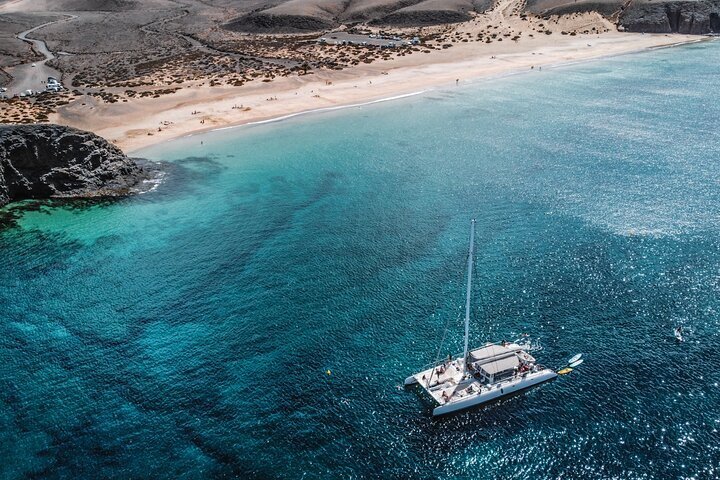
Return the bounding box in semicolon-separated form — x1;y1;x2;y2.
463;219;476;375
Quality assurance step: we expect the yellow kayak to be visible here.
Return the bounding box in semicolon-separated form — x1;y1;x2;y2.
557;368;573;375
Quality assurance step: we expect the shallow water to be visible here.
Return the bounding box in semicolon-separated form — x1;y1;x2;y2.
2;40;720;479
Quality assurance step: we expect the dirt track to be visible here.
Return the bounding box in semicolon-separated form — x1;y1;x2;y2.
5;15;73;95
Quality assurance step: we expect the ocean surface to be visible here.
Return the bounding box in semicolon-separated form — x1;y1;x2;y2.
2;39;720;479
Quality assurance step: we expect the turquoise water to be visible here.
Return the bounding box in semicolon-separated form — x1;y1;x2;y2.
2;40;720;479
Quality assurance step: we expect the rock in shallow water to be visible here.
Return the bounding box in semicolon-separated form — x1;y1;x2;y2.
0;124;147;207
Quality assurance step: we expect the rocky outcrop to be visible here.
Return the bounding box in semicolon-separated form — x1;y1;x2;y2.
225;0;344;33
620;0;720;33
526;0;623;17
526;0;719;33
373;8;472;26
373;0;489;25
0;124;146;207
225;12;337;33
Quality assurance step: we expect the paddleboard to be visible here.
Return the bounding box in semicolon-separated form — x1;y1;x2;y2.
557;368;573;375
569;358;584;368
568;353;582;364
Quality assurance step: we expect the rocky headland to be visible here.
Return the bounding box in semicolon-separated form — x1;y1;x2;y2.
0;124;147;207
620;0;720;34
526;0;720;34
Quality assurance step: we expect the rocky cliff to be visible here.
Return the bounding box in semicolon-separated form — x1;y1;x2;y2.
525;0;719;33
619;0;720;33
0;124;146;207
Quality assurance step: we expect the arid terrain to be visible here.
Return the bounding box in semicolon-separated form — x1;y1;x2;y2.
0;0;716;151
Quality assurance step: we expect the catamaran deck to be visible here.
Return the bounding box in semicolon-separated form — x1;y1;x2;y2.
406;341;557;415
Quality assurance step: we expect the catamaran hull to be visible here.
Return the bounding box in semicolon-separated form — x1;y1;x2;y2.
432;369;557;416
404;375;418;386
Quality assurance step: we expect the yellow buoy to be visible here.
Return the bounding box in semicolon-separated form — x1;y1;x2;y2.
326;370;331;375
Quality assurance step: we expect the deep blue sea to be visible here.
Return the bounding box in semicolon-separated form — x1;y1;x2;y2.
2;39;720;479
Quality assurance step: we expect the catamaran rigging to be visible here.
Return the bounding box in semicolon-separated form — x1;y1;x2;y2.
404;219;559;416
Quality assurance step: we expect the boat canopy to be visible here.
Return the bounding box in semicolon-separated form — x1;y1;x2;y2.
469;344;514;362
469;344;522;381
478;355;519;376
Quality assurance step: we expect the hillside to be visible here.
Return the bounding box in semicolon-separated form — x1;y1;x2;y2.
2;0;719;36
225;0;494;32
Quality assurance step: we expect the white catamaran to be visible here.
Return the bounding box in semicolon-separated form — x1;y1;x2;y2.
404;219;557;416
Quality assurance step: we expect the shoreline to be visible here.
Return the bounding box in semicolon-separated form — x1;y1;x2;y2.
212;89;428;130
136;89;430;153
50;32;705;155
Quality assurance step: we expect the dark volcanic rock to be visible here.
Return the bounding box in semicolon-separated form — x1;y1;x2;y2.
528;0;622;17
226;12;337;33
0;124;146;207
372;8;472;26
620;0;720;33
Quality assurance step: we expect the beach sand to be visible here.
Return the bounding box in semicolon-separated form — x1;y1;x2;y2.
50;14;700;154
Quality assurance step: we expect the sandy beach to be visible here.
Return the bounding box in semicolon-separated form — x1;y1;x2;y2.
48;17;700;154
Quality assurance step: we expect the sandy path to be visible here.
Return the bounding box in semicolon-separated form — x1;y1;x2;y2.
52;28;701;154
